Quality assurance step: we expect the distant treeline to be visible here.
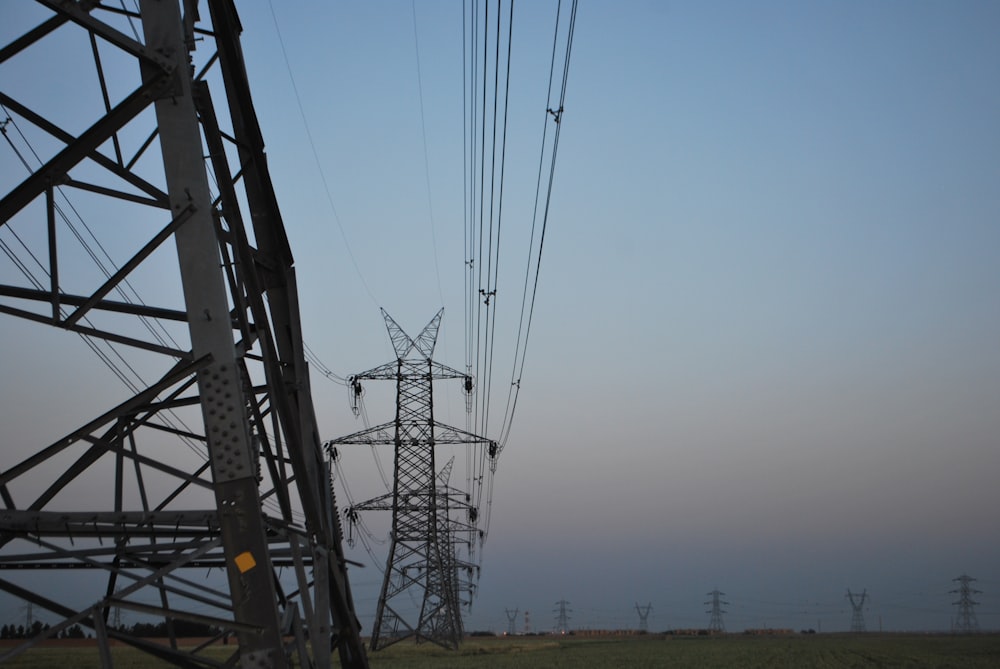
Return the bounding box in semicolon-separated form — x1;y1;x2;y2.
0;620;220;639
1;622;73;639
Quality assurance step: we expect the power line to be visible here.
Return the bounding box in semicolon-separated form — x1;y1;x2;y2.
265;1;379;307
410;0;446;309
496;0;578;453
459;0;579;550
303;341;349;385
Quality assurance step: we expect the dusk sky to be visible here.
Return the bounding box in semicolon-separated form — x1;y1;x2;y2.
1;1;998;636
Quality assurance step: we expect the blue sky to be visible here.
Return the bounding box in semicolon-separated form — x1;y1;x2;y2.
1;1;999;635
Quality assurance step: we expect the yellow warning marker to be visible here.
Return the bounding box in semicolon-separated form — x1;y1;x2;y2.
234;551;257;573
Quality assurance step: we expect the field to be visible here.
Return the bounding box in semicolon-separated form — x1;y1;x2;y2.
1;633;998;668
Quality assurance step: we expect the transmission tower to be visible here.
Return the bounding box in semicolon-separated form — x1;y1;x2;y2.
635;602;653;632
554;600;572;634
504;608;519;636
0;3;367;668
846;589;868;633
706;590;728;633
326;310;495;650
951;574;981;633
524;610;532;634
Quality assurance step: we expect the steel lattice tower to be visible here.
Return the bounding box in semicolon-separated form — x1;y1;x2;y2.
635;602;653;632
706;590;728;633
504;608;519;636
846;589;868;633
0;2;367;668
554;599;572;634
326;310;495;650
951;574;981;633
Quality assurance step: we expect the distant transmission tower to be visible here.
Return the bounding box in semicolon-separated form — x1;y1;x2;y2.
706;590;728;633
846;589;868;633
326;310;493;650
635;602;653;632
524;610;532;635
554;600;572;634
951;574;981;633
504;609;519;636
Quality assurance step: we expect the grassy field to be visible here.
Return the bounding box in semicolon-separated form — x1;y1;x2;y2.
359;634;999;668
1;633;998;668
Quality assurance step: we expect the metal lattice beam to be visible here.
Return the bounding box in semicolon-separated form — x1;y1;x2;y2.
326;311;494;651
0;2;368;667
951;574;981;633
846;589;868;633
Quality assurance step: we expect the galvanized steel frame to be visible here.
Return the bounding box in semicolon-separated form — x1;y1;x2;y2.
0;1;367;667
326;310;493;651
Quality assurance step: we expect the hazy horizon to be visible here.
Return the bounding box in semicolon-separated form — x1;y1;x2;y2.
1;0;997;640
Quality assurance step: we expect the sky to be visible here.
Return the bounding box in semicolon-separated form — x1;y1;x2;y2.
1;0;999;636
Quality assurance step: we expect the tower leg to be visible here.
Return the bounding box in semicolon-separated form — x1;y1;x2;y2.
142;2;286;665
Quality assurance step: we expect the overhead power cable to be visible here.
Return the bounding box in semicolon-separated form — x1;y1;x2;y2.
410;0;446;309
496;0;578;453
303;341;348;385
266;0;380;307
459;0;578;545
